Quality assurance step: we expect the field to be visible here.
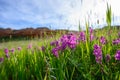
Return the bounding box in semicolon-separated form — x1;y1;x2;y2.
0;26;120;80
0;6;120;80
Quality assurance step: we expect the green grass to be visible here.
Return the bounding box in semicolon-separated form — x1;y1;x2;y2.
0;27;120;80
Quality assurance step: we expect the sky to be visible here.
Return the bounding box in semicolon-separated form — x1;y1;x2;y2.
0;0;120;30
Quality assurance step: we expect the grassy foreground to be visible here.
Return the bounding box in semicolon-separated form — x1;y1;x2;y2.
0;26;120;80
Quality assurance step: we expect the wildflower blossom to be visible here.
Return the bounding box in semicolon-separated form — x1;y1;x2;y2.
5;54;10;58
4;48;9;54
89;27;93;34
18;47;22;51
93;44;102;64
90;34;94;41
100;36;107;44
79;31;86;42
50;40;59;47
105;54;111;62
4;48;10;58
10;48;15;53
52;47;60;58
68;40;76;49
61;42;67;50
60;35;68;43
67;33;77;49
51;33;77;57
115;50;120;60
60;37;68;50
28;43;32;49
112;38;120;45
89;27;94;41
50;41;54;46
0;57;4;63
41;46;45;51
60;33;77;50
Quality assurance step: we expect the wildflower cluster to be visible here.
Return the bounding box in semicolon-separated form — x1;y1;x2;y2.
112;38;120;45
18;47;22;51
50;40;60;47
93;44;102;64
4;48;9;58
2;47;21;61
78;31;86;42
100;36;107;44
115;50;120;60
60;33;77;49
51;33;77;57
10;48;15;53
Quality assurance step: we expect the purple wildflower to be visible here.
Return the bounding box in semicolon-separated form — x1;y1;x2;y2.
4;48;9;54
115;50;120;60
93;44;102;64
60;33;77;50
0;57;4;63
60;35;68;43
89;27;94;41
90;34;94;41
52;47;60;58
112;38;120;45
79;31;86;42
105;54;111;62
5;53;10;58
18;47;22;51
89;27;93;34
51;33;77;57
67;34;77;49
100;36;107;44
50;40;59;47
51;33;77;58
41;46;45;51
4;48;10;58
10;48;15;53
68;41;76;49
50;41;56;46
61;42;67;50
28;43;32;49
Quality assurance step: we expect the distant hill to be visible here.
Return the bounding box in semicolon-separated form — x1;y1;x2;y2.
0;25;120;39
0;27;68;38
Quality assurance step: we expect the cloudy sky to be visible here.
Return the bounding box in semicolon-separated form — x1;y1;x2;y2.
0;0;120;30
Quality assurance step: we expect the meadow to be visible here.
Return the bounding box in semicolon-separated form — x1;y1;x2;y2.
0;5;120;80
0;25;120;80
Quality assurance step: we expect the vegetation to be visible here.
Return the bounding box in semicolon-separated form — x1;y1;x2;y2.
0;4;120;80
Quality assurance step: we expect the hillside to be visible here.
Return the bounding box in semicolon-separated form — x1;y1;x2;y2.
0;27;68;38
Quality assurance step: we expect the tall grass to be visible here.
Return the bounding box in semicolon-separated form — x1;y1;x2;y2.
0;25;120;80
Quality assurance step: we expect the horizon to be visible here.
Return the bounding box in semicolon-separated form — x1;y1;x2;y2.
0;0;120;31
